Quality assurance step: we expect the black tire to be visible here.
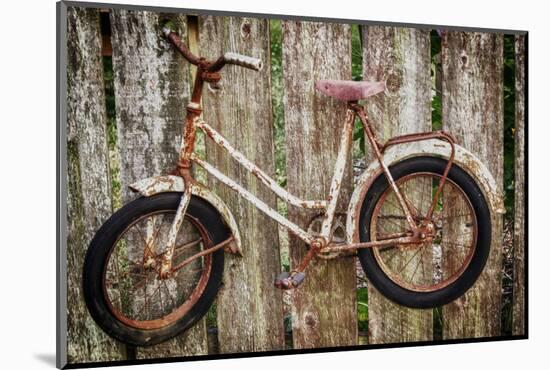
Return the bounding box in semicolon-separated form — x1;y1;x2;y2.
83;192;227;346
358;156;491;308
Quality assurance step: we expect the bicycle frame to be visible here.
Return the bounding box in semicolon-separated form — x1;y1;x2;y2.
157;61;457;276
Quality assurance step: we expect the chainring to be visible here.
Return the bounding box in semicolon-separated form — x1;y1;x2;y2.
306;213;354;259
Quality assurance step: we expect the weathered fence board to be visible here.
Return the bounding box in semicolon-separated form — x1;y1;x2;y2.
362;26;433;344
512;34;525;336
441;32;504;338
199;16;285;353
110;9;208;358
282;21;357;348
66;6;126;363
65;6;525;362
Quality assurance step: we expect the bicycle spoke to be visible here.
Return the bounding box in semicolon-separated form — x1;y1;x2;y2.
103;210;214;328
408;247;424;283
148;214;165;253
378;215;406;231
134;276;149;320
399;247;423;274
133;224;156;261
399;184;424;218
382;247;399;265
162;280;178;309
371;172;477;292
420;248;427;282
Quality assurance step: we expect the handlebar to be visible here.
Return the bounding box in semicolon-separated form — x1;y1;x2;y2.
208;53;263;72
162;27;202;66
162;27;262;72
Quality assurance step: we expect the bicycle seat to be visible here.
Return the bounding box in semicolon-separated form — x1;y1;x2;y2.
315;80;386;101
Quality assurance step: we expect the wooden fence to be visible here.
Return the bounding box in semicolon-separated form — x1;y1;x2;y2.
65;6;526;365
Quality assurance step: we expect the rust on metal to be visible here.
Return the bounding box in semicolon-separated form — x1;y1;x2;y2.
171;236;234;273
196;119;327;210
345;139;505;246
190;153;315;245
159;186;192;278
103;211;213;330
353;104;419;234
369;172;478;293
381;130;457;220
152;28;505;290
323;236;418;252
128;175;244;256
319;108;355;239
201;70;221;83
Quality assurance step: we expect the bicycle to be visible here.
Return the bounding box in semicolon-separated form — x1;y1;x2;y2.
83;26;505;346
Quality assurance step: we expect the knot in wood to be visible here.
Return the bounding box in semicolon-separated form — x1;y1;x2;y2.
240;20;252;39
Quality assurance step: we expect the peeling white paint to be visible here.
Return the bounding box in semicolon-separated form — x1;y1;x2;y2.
346;140;506;244
197;119;327;210
129;175;243;255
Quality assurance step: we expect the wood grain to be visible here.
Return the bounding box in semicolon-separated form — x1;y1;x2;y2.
110;9;208;358
362;26;434;344
282;20;357;349
199;15;285;353
441;31;504;339
512;34;525;336
66;6;126;363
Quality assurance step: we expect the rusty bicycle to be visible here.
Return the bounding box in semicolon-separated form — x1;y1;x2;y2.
83;27;505;346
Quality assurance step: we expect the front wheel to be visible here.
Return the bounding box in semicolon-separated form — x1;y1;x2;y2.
358;156;492;308
83;192;227;346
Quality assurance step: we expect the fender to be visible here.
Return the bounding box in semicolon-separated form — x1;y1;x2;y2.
129;175;243;255
346;139;506;244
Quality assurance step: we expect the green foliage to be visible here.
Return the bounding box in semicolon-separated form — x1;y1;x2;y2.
162;20;175;31
103;56;117;147
284;313;293;333
351;24;366;154
206;301;217;329
433;306;443;340
503;35;516;217
431;30;443;131
430;30;441;63
269;19;287;192
353;118;366;154
357;287;368;332
280;248;290;272
351;25;363;82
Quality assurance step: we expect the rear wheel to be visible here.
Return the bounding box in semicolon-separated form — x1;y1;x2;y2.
358;156;491;308
83;192;227;346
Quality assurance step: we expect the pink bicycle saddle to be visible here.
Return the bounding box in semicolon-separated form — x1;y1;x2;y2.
315;80;386;101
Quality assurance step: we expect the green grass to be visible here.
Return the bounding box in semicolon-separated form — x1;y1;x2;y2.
357;287;369;333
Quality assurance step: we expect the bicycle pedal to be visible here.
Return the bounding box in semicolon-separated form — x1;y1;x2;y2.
274;271;306;290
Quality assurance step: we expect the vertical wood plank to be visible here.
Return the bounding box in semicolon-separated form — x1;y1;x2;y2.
512;34;525;336
282;21;357;348
361;26;433;344
110;9;208;358
66;6;126;363
199;16;285;353
441;32;504;338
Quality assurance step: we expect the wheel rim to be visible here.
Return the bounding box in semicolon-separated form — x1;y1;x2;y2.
370;172;478;292
102;210;212;330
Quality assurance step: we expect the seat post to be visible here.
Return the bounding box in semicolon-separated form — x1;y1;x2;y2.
348;102;383;151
